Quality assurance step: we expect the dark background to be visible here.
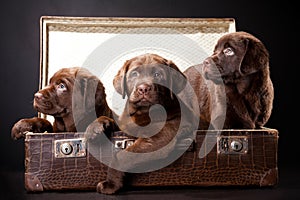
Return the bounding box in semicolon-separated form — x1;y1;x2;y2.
0;0;298;199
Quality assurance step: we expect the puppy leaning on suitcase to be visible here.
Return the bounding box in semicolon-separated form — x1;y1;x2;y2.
11;66;113;139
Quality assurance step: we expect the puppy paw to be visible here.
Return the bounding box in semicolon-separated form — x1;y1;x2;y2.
96;180;121;194
85;116;116;141
11;119;30;140
11;117;53;140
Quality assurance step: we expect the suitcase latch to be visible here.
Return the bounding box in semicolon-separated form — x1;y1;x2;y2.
54;138;86;158
114;138;135;150
217;136;248;154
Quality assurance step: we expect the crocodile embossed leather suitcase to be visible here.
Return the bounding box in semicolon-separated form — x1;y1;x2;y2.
23;16;279;192
24;128;278;191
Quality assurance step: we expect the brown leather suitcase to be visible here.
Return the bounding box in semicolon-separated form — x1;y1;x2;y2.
24;128;278;191
23;16;278;192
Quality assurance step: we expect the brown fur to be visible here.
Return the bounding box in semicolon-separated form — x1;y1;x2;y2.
85;53;195;194
11;67;112;139
184;31;274;129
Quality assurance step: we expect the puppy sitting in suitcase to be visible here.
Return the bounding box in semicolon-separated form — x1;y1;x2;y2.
85;53;199;194
184;31;274;129
11;67;113;139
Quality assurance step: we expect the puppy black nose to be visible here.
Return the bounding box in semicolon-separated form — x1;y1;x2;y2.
34;92;43;100
137;84;152;95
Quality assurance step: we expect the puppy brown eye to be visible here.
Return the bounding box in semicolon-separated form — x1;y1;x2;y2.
154;72;161;78
57;83;66;90
130;71;139;78
223;47;234;56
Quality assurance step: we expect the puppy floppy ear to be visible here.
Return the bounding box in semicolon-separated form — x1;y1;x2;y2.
240;35;269;75
167;60;187;99
71;68;104;131
73;68;100;114
113;60;130;99
234;37;249;76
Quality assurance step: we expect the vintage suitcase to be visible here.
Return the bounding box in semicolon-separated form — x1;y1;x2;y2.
22;16;279;192
24;128;278;191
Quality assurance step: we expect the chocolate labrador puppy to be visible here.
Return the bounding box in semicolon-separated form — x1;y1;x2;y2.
184;31;274;129
85;53;198;194
11;67;113;139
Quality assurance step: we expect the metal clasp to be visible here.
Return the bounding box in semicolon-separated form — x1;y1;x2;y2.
114;138;135;149
54;138;86;158
217;136;248;154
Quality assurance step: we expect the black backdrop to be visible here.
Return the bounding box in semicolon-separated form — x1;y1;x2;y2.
0;0;297;198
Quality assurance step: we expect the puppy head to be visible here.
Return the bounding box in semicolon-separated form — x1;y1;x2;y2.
203;31;269;84
113;53;186;101
33;67;106;118
33;67;78;116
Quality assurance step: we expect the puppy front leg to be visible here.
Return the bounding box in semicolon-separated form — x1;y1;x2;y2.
85;116;124;194
96;140;151;195
84;116;116;141
97;165;124;195
97;137;174;194
11;117;53;140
